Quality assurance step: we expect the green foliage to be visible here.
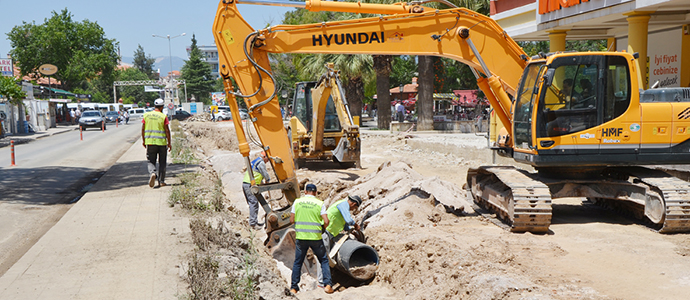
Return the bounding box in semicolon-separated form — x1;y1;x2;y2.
132;45;157;80
7;9;118;92
181;34;215;105
390;56;417;88
519;39;608;57
115;67;157;104
269;53;301;105
0;76;26;105
567;40;608;52
519;41;550;57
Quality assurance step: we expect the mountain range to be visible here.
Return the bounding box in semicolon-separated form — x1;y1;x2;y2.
120;56;186;77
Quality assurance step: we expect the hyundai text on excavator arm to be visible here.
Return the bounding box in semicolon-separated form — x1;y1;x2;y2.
213;0;690;238
286;63;361;168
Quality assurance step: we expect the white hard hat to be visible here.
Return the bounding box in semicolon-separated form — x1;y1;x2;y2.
154;99;164;107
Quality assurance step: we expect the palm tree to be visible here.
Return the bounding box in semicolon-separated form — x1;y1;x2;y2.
417;0;490;130
373;55;392;129
297;54;373;123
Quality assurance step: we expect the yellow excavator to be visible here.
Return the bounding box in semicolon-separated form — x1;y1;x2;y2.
213;0;690;243
285;63;361;169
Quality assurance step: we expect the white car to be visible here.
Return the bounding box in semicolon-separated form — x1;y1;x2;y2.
216;109;232;121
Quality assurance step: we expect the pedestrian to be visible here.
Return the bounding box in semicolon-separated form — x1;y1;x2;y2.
141;99;171;188
395;101;405;122
316;195;362;286
75;109;81;123
290;184;334;294
124;110;130;124
211;109;216;122
70;109;76;125
242;151;271;229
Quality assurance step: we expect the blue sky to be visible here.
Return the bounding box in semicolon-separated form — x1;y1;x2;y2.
0;0;293;61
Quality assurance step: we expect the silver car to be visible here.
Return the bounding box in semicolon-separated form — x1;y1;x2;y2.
78;110;106;131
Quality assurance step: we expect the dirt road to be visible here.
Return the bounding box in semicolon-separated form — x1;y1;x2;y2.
189;121;690;300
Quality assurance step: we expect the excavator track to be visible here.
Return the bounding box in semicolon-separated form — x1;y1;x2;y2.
589;168;690;233
467;166;552;233
631;169;690;233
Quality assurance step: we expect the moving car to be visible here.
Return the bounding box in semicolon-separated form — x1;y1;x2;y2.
128;108;146;119
171;110;192;121
104;111;121;123
79;110;106;131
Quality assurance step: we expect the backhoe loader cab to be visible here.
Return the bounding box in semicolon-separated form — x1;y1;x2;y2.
285;66;361;168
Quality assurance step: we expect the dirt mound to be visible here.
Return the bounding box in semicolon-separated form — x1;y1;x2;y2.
326;161;475;227
183;122;239;155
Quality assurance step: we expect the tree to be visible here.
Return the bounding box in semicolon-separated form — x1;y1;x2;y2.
115;67;158;104
180;34;214;104
373;55;392;129
7;9;119;92
417;56;434;130
132;45;157;80
298;54;373;123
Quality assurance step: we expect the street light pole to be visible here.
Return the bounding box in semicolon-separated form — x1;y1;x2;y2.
152;33;186;105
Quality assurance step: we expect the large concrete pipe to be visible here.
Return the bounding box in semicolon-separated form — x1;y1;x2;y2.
335;239;379;281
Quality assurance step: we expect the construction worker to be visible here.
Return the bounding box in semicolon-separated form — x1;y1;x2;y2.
317;195;362;286
290;184;334;294
142;99;171;188
242;151;271;229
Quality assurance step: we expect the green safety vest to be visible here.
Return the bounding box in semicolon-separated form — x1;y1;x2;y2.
242;157;264;184
293;196;324;240
143;111;167;146
325;199;348;237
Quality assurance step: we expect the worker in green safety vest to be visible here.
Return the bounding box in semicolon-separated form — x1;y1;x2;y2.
141;99;171;188
289;183;334;295
316;194;362;286
242;151;271;229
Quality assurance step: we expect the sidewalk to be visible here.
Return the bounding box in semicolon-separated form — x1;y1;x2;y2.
0;139;192;300
0;124;77;148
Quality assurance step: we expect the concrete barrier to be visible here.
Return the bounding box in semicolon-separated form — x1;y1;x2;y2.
389;121;416;132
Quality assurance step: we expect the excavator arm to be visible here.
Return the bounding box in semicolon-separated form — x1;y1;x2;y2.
213;0;527;183
213;0;527;250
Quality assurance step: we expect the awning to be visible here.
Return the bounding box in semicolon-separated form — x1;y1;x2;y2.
36;86;76;97
49;99;72;103
433;93;459;102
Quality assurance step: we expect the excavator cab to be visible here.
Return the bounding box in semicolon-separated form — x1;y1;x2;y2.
511;53;633;167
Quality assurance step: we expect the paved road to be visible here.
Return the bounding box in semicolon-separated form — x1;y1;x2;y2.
0;123;140;276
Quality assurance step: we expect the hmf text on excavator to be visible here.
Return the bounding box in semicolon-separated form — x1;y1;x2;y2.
212;0;690;239
285;63;361;169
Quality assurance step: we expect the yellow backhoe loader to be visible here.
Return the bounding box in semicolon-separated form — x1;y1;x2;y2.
213;0;690;252
285;63;361;169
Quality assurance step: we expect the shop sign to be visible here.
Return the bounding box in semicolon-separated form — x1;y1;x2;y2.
0;59;12;76
539;0;589;14
648;28;682;88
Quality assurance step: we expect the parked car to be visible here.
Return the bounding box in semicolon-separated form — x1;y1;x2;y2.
239;108;249;120
79;110;106;131
217;108;232;121
171;110;192;121
104;111;121;123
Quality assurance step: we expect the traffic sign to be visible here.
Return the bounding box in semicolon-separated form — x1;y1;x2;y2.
167;103;174;110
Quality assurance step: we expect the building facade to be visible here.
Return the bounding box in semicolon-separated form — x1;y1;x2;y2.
491;0;690;89
187;45;220;79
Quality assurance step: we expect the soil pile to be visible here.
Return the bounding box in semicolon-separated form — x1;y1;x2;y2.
320;160;475;229
182;122;239;155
